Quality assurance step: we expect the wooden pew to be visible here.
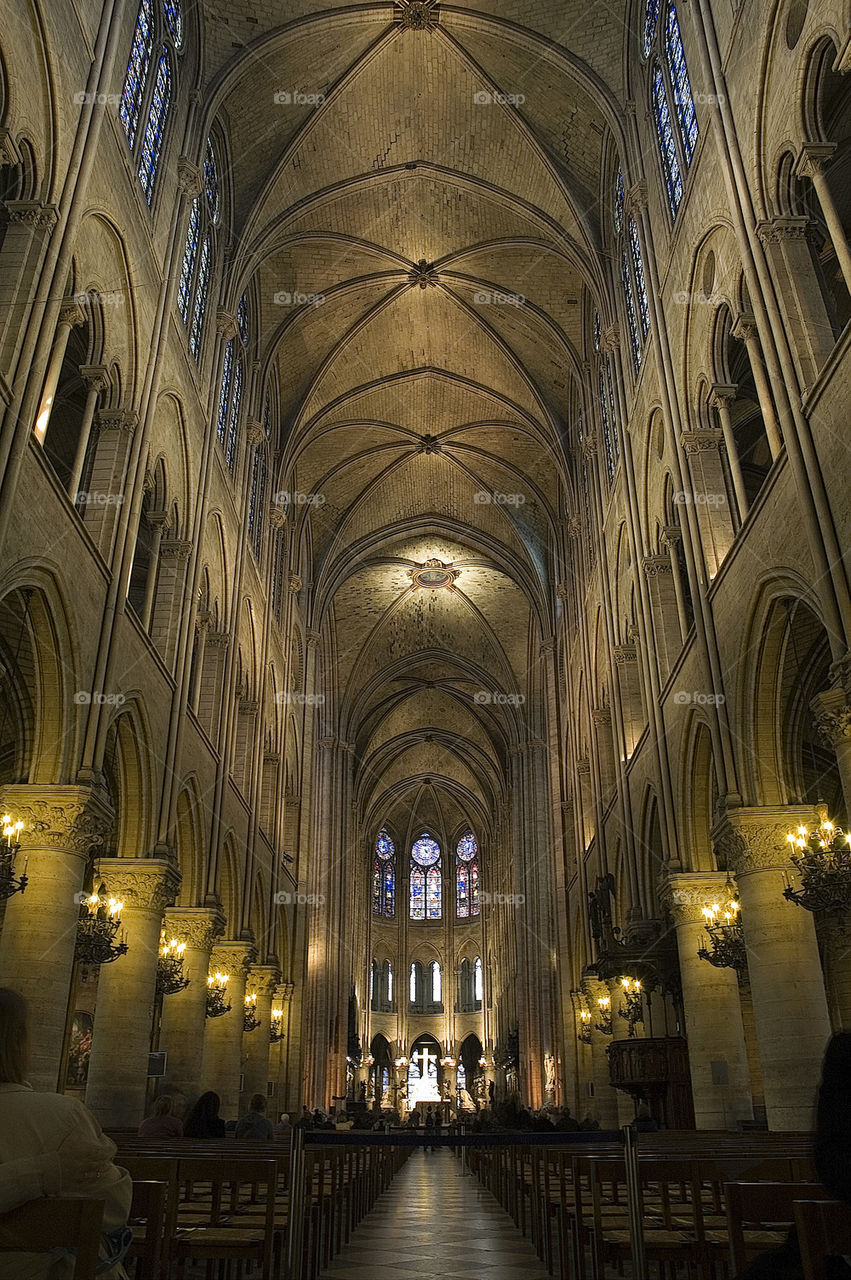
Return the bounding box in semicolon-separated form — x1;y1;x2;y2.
0;1196;105;1279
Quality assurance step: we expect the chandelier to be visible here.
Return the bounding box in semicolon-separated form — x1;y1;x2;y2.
697;881;747;970
0;814;27;899
243;993;260;1032
577;1010;592;1044
617;977;644;1037
156;931;189;996
206;972;231;1018
783;804;851;921
270;1008;284;1043
594;995;613;1036
75;890;128;965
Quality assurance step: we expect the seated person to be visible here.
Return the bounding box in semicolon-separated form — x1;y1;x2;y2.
274;1112;292;1139
0;987;131;1278
183;1090;226;1139
138;1095;182;1139
235;1094;274;1141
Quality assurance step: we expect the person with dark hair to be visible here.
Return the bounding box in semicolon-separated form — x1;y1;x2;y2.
0;987;132;1276
235;1093;274;1140
138;1094;183;1139
183;1090;226;1139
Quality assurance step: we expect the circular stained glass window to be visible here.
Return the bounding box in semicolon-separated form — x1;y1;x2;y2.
412;834;441;867
375;830;395;860
456;833;478;862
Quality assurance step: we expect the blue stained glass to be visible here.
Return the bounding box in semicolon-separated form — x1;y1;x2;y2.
412;834;440;866
457;865;469;918
599;368;615;483
189;234;210;359
383;864;395;917
216;341;234;446
426;866;441;919
410;866;425;920
376;830;395;860
665;3;699;164
653;66;684;215
226;356;243;471
263;388;272;440
204;137;220;222
177;197;199;323
581;457;594;564
372;858;381;915
621;247;642;374
629;218;650;338
614;167;625;235
470;861;480;916
457;832;477;862
120;0;154;148
163;0;183;45
137;49;171;203
643;0;660;56
237;294;249;346
605;356;619;461
249;447;266;556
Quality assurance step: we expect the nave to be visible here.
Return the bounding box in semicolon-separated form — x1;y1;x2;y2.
319;1148;550;1280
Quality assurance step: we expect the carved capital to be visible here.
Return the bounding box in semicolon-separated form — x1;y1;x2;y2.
566;515;583;540
211;939;257;976
708;383;737;410
643;553;672;577
79;364;110;394
6;201;59;233
163;905;226;952
613;643;637;666
0;784;113;860
238;697;259;717
306;629;321;649
160;538;193;561
216;309;239;341
811;686;851;748
625;182;648;217
206;629;230;650
592;706;611;727
247;964;281;997
95;408;138;434
581;433;598;458
730;313;758;345
711;803;820;876
795;142;836;181
245;418;265;448
658;871;735;926
268;504;286;529
93;856;181;914
829;653;851;699
680;427;723;454
756;216;810;245
576;757;591;777
660;524;681;550
0;129;22;166
177;157;203;198
275;981;295;1003
600;324;620;354
59;300;86;329
289;574;303;594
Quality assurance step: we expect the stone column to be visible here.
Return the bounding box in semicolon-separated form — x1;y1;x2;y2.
661;525;689;639
730;315;783;459
242;964;280;1106
200;940;256;1119
756;218;836;388
679;425;733;577
709;385;748;524
796;143;851;295
34;300;85;443
0;785;113;1091
660;873;753;1129
82;410;139;554
0;200;58;365
582;976;619;1128
643;554;682;682
85;858;181;1128
158;905;225;1102
140;512;168;632
271;981;294;1111
713;806;831;1130
613;643;643;760
69;365;109;500
811;680;851;824
150;539;193;668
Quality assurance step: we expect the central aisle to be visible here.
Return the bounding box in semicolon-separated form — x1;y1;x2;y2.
320;1147;552;1279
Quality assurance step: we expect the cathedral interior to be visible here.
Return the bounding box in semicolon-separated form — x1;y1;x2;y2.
0;0;850;1143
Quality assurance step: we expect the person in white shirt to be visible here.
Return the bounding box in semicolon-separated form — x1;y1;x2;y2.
0;987;132;1279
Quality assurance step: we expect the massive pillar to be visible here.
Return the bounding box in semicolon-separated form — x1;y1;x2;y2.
714;806;831;1130
85;858;181;1127
158;905;225;1102
200;940;256;1118
661;873;753;1129
0;785;113;1091
581;976;619;1128
242;964;280;1106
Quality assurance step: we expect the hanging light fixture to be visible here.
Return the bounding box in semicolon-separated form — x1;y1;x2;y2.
617;977;644;1037
269;1008;284;1043
156;930;189;996
577;1009;592;1044
0;814;27;899
206;972;231;1018
697;880;747;970
75;890;128;965
594;995;613;1036
243;992;260;1032
783;803;851;921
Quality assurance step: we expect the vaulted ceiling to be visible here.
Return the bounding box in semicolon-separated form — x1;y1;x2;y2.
207;0;626;837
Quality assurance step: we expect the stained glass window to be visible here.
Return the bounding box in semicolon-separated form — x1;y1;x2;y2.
387;963;393;1003
605;358;619;460
226;356;243;471
120;0;154;147
614;167;625;235
412;834;440;866
383;863;395;917
177;198;199;324
137;48;171;203
600;368;615;483
665;3;698;164
237;294;249;346
457;833;477;862
432;961;441;1003
653;65;684;215
474;956;483;1003
372;859;381;915
410;963;418;1003
457;863;470;918
204;137;220;222
216;342;234;447
593;309;601;353
189;233;210;359
629;219;650;338
249;448;266;557
162;0;182;43
410;866;425;920
376;829;395;859
470;861;480;916
263;388;272;440
621;248;642;373
643;0;660;56
271;528;286;622
426;865;441;919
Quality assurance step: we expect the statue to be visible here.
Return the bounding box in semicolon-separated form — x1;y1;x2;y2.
588;873;616;947
545;1052;557;1098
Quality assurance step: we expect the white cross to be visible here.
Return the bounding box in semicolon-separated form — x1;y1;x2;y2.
413;1045;436;1078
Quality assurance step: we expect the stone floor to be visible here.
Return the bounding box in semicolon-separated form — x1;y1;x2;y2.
319;1147;552;1280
